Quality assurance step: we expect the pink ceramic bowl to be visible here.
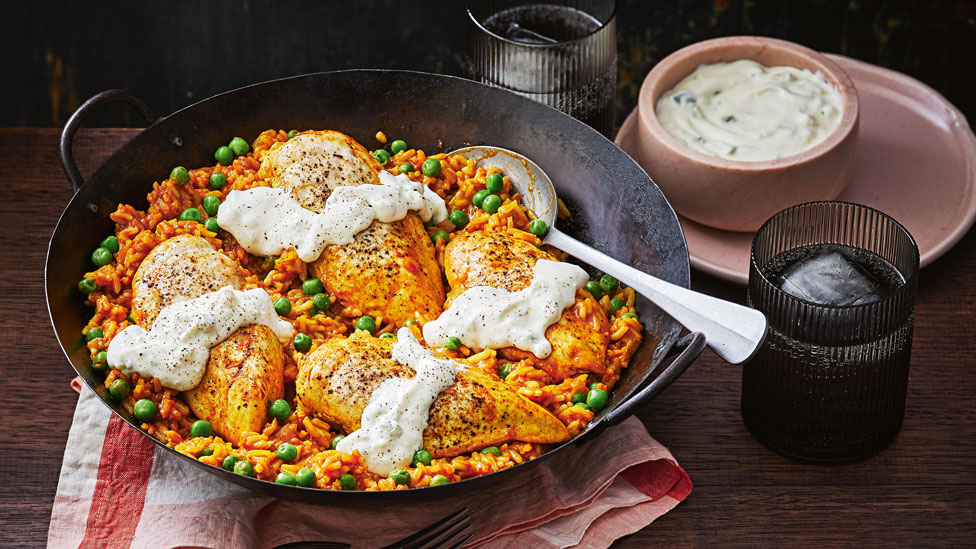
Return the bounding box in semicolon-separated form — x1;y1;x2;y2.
636;36;859;232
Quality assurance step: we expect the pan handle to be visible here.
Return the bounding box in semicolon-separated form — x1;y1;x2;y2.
60;89;158;194
578;331;707;444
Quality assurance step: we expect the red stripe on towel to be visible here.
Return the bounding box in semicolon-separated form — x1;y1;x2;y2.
80;414;156;548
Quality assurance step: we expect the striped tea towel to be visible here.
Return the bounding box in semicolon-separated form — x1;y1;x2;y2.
49;381;690;548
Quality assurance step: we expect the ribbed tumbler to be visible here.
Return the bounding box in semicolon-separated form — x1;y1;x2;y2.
744;201;919;462
465;0;617;138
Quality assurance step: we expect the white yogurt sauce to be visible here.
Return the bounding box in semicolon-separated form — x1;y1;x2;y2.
423;259;589;358
106;287;295;391
655;59;844;161
336;328;458;476
217;171;448;262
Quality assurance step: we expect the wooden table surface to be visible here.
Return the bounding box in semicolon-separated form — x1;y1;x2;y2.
1;128;974;547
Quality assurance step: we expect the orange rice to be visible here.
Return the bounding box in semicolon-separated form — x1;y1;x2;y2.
80;129;644;490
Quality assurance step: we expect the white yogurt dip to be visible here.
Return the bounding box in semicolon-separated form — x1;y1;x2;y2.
216;171;447;262
422;259;589;358
336;328;458;476
106;287;295;391
655;59;843;161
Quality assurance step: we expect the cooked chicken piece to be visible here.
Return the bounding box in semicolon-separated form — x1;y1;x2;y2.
184;325;285;445
261;130;443;326
444;231;610;381
131;235;245;327
310;215;445;327
295;333;569;456
260;130;382;211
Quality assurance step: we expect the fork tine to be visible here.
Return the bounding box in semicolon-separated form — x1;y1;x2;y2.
416;515;471;549
380;508;469;549
446;534;473;549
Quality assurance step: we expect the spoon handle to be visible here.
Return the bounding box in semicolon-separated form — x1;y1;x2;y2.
545;229;767;364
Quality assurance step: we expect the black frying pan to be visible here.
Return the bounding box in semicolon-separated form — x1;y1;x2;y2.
48;70;705;503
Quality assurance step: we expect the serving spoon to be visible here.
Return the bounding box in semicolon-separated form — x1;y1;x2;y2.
448;146;768;364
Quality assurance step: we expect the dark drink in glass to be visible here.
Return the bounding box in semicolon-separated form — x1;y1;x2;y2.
744;202;919;462
466;1;617;137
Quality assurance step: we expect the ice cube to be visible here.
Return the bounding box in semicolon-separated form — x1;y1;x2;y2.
777;248;883;306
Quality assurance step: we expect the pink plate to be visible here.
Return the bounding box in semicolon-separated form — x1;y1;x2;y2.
616;54;976;285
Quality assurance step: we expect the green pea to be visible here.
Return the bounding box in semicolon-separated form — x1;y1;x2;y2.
390;469;411;486
448;210;468;229
339;473;357;490
589;381;603;391
296;467;317;487
609;298;625;314
270;399;291;422
233;460;254;477
274;297;292;316
430;474;450;486
307;306;320;317
293;333;312;352
196;447;214;458
170;166;190;184
528;219;548;237
287;130;300;139
101;236;120;254
133;399;157;421
222;455;239;471
312;293;331;311
209;172;227;190
480;446;501;456
599;274;619;295
622;312;639;320
421;158;441;177
78;278;97;293
276;442;298;462
190;420;213;438
179;208;201;223
204;217;220;233
431;231;449;246
202;195;221;216
331;435;345;449
498;363;511;380
92;247;113;267
214;146;234;165
472;189;490;208
444;337;461;351
355;315;376;334
485;173;504;193
108;379;130;400
481;194;502;214
275;472;297;485
85;327;104;342
571;392;587;404
391;140;408;154
228;136;249;157
302;278;324;295
126;313;135;324
587;388;609;411
412;449;432;467
575;402;591;411
93;350;108;366
379;333;395;339
584;281;603;301
399;162;413;174
372;149;390;165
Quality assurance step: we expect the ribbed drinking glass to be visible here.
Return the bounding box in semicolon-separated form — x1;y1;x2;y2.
744;201;919;462
465;0;617;137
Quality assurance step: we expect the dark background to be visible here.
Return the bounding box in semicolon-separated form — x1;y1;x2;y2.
4;0;975;129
